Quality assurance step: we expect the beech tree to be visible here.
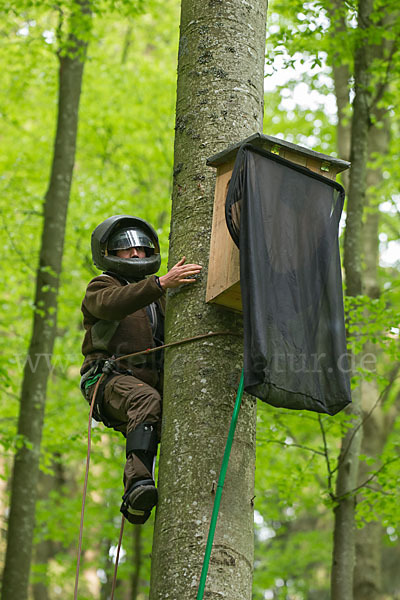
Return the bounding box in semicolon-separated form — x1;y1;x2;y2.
330;2;400;598
330;2;374;597
149;0;268;598
251;1;400;597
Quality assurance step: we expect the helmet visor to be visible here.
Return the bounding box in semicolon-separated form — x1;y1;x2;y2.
108;227;155;252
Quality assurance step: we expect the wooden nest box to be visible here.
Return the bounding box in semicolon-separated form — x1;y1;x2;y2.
205;133;350;312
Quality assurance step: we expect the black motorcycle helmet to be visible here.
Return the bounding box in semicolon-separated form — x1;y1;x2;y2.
91;215;161;281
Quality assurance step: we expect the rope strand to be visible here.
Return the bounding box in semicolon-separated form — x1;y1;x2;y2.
110;516;125;600
114;330;240;363
74;375;104;600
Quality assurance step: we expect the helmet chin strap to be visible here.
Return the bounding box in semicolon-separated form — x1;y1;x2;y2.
105;253;161;280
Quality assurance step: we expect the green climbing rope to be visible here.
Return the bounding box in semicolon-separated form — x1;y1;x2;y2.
196;369;245;600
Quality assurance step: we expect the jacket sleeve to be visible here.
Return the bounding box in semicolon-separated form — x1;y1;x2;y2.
83;275;165;321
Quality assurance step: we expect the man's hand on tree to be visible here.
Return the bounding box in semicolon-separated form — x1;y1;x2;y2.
158;257;202;289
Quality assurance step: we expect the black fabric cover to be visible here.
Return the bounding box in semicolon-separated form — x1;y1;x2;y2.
226;145;351;415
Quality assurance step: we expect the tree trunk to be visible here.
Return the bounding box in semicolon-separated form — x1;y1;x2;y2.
329;2;400;596
331;399;363;600
131;525;142;600
149;1;268;598
353;382;385;600
1;4;91;599
32;468;58;600
342;0;373;299
328;0;351;189
330;1;374;598
353;78;394;600
100;536;115;600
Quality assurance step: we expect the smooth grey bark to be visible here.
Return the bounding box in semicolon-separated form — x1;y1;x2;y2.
354;40;397;594
100;536;115;600
330;397;363;600
332;60;351;193
32;462;64;600
353;378;385;600
32;471;54;600
329;5;399;597
1;3;91;599
149;1;268;599
353;368;400;600
352;119;387;600
330;1;374;599
342;0;373;299
328;0;351;190
131;524;142;600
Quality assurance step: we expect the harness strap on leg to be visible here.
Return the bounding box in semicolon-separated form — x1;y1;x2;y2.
126;423;158;458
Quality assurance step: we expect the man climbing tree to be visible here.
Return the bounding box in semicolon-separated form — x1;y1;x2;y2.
80;214;201;524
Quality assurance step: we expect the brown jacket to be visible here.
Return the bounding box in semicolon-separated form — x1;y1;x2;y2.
81;273;165;387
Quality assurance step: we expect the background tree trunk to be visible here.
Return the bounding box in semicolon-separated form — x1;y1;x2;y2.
329;4;399;597
353;31;397;593
342;0;373;299
32;460;65;600
149;1;268;598
131;525;143;600
351;113;387;600
330;403;363;600
328;0;351;190
330;1;374;599
1;3;91;598
32;470;54;600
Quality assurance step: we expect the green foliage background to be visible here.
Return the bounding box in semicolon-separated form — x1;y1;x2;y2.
0;2;179;597
0;0;399;598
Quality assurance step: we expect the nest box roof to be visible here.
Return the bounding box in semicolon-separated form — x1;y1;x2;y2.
206;132;350;173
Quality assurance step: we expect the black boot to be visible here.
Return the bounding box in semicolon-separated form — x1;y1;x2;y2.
120;479;158;525
121;423;158;525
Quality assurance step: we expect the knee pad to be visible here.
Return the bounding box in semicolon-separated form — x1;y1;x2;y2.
126;423;158;473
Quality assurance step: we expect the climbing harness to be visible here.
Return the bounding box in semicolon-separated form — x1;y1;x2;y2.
74;330;240;599
80;358;134;427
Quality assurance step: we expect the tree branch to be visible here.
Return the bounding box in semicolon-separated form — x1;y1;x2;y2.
333;369;400;474
256;438;326;457
334;456;400;501
318;415;335;496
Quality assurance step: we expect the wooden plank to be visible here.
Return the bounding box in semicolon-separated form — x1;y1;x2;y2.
283;149;307;167
206;160;240;304
210;281;242;312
